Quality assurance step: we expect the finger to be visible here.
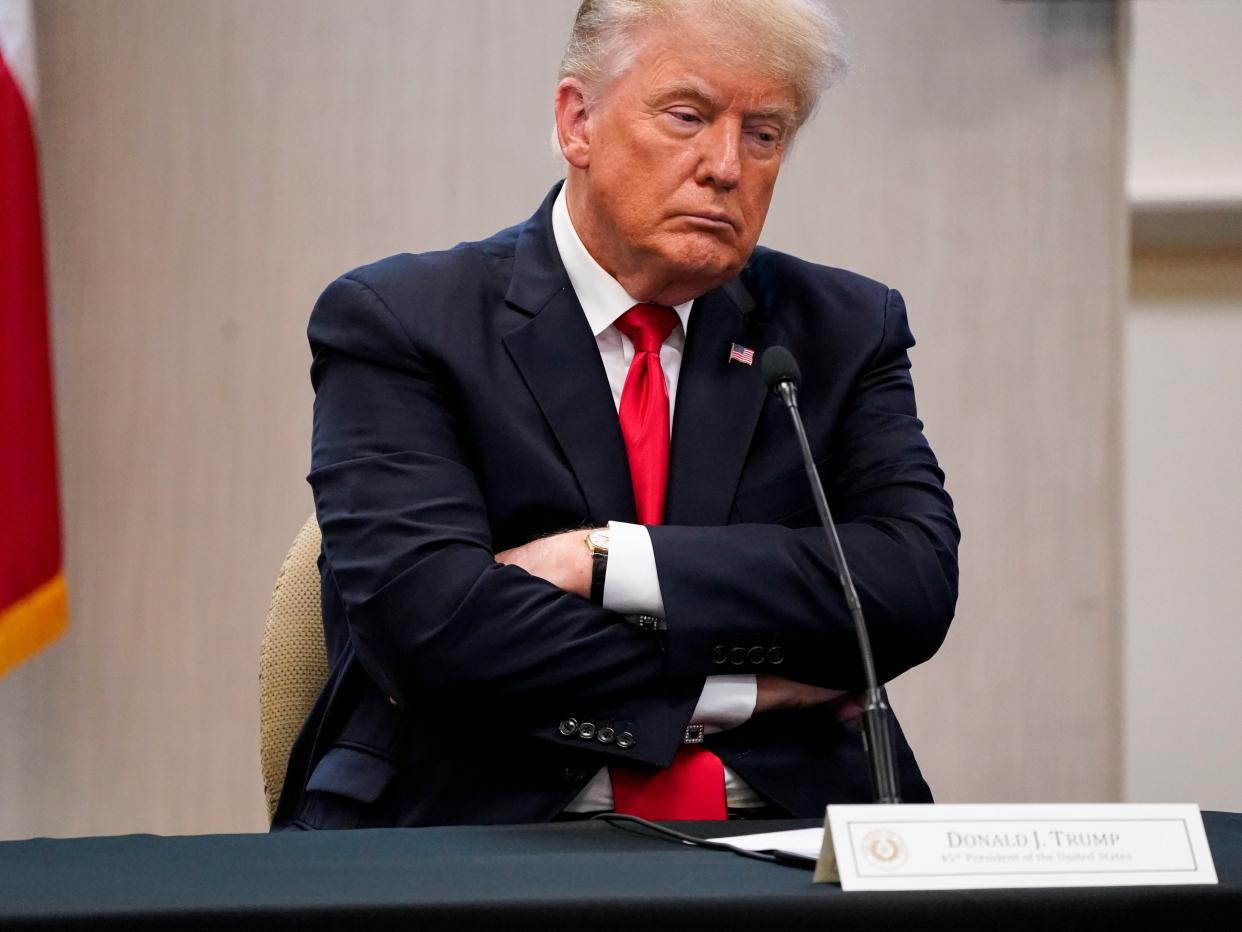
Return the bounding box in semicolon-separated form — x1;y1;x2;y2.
494;545;527;565
832;694;866;722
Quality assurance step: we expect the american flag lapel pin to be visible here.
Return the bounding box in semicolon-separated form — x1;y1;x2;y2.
728;343;755;366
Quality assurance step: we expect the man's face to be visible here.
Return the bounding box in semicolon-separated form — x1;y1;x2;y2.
563;25;797;304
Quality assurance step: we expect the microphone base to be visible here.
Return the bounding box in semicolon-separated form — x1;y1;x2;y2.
860;692;902;805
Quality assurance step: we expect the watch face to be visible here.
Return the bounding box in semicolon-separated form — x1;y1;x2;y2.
588;529;610;552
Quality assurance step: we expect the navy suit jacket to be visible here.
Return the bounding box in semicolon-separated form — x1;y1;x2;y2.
273;183;959;830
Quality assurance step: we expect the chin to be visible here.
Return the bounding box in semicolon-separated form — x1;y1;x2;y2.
664;240;745;283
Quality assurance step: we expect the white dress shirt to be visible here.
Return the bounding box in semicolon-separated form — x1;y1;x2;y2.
551;185;762;811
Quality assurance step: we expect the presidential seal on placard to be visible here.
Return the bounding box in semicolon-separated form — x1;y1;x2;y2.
861;829;908;870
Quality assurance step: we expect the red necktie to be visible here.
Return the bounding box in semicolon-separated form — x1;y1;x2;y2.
609;304;727;821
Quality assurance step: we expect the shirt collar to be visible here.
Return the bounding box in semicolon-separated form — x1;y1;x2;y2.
552;183;693;339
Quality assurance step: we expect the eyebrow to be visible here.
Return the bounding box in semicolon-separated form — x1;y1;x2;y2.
649;79;797;128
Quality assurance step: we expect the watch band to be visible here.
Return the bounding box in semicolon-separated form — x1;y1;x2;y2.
590;549;607;605
585;529;609;605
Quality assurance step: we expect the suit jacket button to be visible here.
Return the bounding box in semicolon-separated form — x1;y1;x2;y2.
767;646;784;665
576;722;596;740
712;645;728;664
729;647;747;665
747;646;765;664
558;718;578;737
616;731;636;749
597;726;616;745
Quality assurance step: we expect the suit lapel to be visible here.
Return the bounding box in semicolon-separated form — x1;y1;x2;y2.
501;186;636;524
666;278;783;526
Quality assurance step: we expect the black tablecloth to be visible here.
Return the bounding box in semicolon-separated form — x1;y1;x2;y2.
3;813;1240;929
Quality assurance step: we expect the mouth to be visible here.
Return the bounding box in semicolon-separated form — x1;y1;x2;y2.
679;211;738;232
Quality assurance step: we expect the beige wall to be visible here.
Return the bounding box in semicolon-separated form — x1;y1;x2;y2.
1124;2;1242;812
1124;254;1242;812
0;0;1125;839
1128;0;1242;204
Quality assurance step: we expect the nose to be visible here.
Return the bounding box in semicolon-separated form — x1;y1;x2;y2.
695;118;742;190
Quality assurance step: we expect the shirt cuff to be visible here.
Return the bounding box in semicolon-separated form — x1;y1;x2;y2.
690;675;757;734
601;521;665;617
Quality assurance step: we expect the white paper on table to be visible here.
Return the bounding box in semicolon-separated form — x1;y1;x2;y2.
707;827;824;864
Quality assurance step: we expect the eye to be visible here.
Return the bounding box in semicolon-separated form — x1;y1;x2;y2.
745;126;783;149
667;109;702;126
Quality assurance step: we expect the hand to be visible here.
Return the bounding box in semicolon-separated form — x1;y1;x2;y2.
755;675;865;723
495;529;595;599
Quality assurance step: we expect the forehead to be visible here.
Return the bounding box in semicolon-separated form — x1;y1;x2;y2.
621;24;798;116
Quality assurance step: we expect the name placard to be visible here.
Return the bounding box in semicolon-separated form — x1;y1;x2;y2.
815;803;1217;890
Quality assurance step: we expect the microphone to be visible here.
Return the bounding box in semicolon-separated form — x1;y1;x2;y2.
759;346;901;804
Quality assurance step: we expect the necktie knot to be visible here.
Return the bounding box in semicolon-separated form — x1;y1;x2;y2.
615;303;678;355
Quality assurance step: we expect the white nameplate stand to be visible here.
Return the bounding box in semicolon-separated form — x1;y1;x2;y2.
812;803;1217;890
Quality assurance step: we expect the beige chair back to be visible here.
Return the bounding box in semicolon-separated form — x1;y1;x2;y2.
259;514;328;822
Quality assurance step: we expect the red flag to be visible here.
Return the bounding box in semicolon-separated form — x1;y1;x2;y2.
0;1;67;677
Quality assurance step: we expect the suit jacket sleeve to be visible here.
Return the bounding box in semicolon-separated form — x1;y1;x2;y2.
649;287;959;690
308;272;699;768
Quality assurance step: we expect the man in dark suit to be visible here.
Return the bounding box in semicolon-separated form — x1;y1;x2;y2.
273;0;958;831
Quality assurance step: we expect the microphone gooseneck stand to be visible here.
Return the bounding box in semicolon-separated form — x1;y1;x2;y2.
759;346;901;805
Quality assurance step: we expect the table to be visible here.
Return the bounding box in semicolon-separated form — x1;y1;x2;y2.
3;813;1240;929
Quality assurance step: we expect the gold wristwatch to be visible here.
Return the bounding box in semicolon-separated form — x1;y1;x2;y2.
585;528;609;605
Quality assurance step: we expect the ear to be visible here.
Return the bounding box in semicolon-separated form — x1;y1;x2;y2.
554;78;592;169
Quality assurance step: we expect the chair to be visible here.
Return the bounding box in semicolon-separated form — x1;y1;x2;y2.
259;514;328;822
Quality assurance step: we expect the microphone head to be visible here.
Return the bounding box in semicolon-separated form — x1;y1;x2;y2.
760;345;801;390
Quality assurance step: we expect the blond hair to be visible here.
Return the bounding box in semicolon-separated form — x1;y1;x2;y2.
558;0;847;128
